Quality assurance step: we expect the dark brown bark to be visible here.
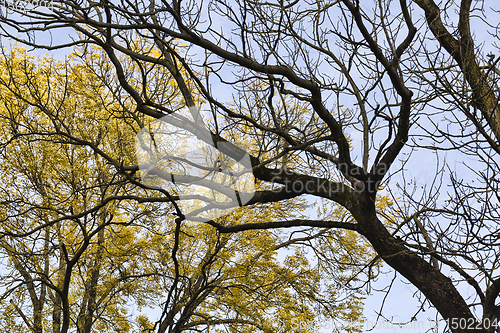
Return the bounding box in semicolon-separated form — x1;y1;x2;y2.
351;195;477;333
415;0;500;145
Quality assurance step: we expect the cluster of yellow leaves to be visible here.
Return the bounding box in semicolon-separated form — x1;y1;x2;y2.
0;44;374;333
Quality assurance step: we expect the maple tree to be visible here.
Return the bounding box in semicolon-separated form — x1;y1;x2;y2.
0;46;374;333
0;0;499;332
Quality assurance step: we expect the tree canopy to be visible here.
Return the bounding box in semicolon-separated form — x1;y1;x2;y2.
0;0;499;333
